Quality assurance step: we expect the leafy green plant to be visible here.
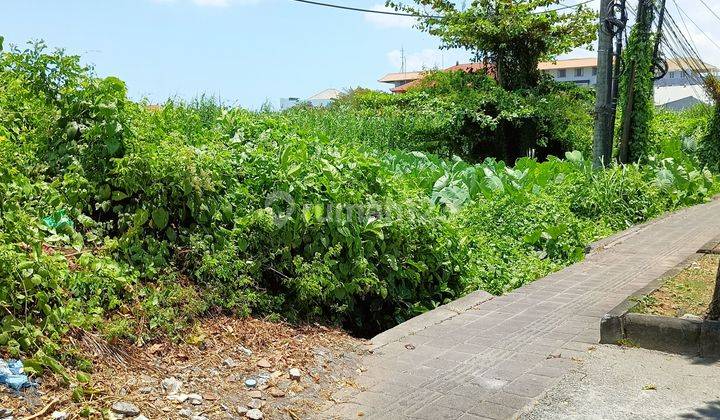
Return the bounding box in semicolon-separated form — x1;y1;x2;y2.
0;40;717;369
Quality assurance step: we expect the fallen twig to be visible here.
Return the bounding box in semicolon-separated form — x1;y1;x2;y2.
22;397;60;420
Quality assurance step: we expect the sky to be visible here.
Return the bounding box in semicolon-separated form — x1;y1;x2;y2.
0;0;718;109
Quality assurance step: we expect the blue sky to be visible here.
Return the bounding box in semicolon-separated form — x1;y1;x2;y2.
1;0;718;109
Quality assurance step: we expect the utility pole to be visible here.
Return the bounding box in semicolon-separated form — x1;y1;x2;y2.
611;0;628;117
593;0;616;168
618;0;655;164
653;0;667;60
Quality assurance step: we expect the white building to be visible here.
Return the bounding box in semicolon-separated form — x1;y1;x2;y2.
279;88;342;110
540;57;719;88
380;57;719;110
539;58;598;86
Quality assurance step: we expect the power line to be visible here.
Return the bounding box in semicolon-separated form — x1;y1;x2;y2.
672;0;720;50
288;0;441;18
697;0;720;25
288;0;595;19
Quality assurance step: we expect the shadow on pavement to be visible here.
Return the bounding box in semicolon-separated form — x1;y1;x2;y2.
679;400;720;419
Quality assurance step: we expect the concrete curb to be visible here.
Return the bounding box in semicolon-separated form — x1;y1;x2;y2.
698;236;720;254
368;290;494;351
600;247;720;358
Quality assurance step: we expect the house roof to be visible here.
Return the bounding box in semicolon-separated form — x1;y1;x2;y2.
654;85;710;106
381;57;719;93
666;58;719;72
538;57;598;70
445;62;488;72
308;88;341;101
390;62;493;93
537;57;719;72
378;71;424;83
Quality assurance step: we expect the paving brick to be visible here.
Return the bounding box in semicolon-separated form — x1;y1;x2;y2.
467;401;517;420
486;391;533;410
324;200;720;420
502;374;557;398
407;402;466;419
466;376;509;393
458;414;490;420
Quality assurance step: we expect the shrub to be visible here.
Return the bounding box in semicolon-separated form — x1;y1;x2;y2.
0;41;716;370
290;71;594;163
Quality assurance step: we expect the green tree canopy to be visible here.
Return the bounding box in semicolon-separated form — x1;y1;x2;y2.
387;0;597;90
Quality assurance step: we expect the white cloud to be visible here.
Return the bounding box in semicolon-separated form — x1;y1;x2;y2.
364;5;416;28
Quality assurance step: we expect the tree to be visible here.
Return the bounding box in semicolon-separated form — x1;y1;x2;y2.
387;0;597;91
709;261;720;320
705;77;720;321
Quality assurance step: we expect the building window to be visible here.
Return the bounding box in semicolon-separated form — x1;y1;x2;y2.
575;68;583;77
669;71;675;79
592;67;597;76
558;69;567;78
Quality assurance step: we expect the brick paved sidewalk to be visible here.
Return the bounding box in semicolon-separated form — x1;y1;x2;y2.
324;199;720;420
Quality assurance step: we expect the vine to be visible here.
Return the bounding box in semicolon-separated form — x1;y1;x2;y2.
698;76;720;172
617;0;656;162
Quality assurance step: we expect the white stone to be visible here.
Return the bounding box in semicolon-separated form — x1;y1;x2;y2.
246;409;263;420
161;377;183;394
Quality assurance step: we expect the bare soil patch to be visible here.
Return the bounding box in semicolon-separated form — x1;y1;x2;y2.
633;254;719;318
1;317;366;419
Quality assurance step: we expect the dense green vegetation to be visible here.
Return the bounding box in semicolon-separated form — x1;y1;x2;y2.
0;42;718;373
289;71;596;163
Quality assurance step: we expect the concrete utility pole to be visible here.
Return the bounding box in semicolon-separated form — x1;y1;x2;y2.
593;0;616;168
611;0;628;117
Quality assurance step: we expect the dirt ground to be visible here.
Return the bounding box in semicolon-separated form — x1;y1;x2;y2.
0;317;367;419
634;254;719;318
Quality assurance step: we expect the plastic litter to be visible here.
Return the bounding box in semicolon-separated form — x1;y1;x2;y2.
0;359;36;391
42;210;74;231
244;378;257;388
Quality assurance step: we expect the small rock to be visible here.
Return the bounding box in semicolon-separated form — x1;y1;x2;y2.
288;368;302;381
268;387;285;398
191;416;208;420
244;379;258;388
51;412;67;420
247;399;265;409
168;393;189;403
223;358;238;368
248;390;263;399
136;416;149;420
256;372;271;386
111;402;140;417
178;408;194;418
239;346;253;356
187;393;203;405
138;386;154;394
236;406;248;416
256;359;272;369
246;409;264;420
161;377;183;394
